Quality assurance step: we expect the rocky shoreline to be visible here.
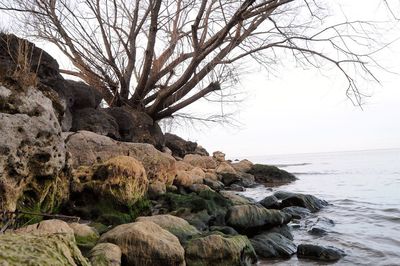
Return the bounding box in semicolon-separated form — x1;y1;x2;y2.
0;33;345;265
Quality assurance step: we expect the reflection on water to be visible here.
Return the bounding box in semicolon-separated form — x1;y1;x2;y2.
239;149;400;266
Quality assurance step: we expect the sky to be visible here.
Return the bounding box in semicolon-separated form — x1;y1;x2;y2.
1;1;399;158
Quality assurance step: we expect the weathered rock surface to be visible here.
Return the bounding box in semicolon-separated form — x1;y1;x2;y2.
15;219;74;239
183;154;217;169
72;156;148;206
185;233;257;266
226;204;292;234
219;191;253;205
68;222;100;250
231;159;253;173
297;244;345;262
99;221;185;266
251;232;296;259
89;243;122;266
259;195;281;209
65;130;176;185
0;233;89;266
148;180;167;199
248;164;296;184
275;191;328;212
165;133;197;158
71;108;120;139
213;151;226;162
136;214;200;243
0;83;66;211
281;206;311;219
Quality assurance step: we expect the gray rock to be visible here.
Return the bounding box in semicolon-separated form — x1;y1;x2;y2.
64;80;102;110
165;133;197;158
251;232;296;259
89;243;122;266
297;244;345;262
259;195;281;209
275;191;328;212
281;206;311;219
262;225;293;240
71;108;120;139
308;227;328;237
209;226;239;236
248;164;297;184
204;178;225;191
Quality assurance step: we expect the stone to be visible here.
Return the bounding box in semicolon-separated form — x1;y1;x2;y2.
148;181;167;199
0;83;66;211
185;233;257;266
226;204;292;234
89;243;122;266
259;195;281;209
64;80;102;110
174;170;202;188
216;162;236;175
281;206;311;219
209;226;239;236
308;227;328;236
72;156;148;206
65;130;176;185
297;244;345;262
194;145;209;156
68;222;100;250
231;159;253;173
0;233;89;266
136;214;200;243
189;183;213;193
99;221;185;266
262;225;294;241
15;219;74;239
248;164;297;184
165;133;197;158
106;107;165;149
183;154;217;169
213;151;226;162
275;191;328;212
219;191;253;205
71;108;120;140
250;232;296;259
204;178;225;191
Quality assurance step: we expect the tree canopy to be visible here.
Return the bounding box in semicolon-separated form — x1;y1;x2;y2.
0;0;398;121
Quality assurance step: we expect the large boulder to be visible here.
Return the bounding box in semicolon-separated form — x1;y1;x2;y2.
136;214;200;243
89;243;122;266
250;232;296;259
231;159;253;173
248;164;297;184
68;222;100;251
0;83;67;212
165;133;197;158
297;244;345;262
274;191;328;212
0;233;89;266
99;221;185;266
185;233;257;266
183;154;217;169
72;156;148;206
15;219;74;239
71;108;120;139
226;205;292;235
64;130;176;185
106;107;165;149
64;80;102;111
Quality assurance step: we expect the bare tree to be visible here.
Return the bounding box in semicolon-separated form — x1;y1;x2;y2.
0;0;397;121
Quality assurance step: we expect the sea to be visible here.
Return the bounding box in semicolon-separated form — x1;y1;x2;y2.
237;148;400;266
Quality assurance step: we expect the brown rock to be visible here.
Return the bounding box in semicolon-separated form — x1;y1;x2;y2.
183;154;217;169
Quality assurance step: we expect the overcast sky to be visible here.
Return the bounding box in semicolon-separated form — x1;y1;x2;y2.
1;0;399;158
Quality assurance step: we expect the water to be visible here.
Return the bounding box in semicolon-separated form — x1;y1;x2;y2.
238;149;400;266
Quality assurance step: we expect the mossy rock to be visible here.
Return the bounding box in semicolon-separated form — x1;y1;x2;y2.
0;233;89;266
185;232;257;266
248;164;297;184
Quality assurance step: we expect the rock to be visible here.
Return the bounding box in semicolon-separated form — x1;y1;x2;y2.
194;145;209;156
174;169;203;188
175;160;194;171
68;222;100;250
148;181;167;199
219;191;253;205
15;219;74;239
71;108;120;139
99;221;185;266
259;195;281;209
106;107;165;149
72;156;148;206
231;159;253;173
213;151;226;162
185;233;257;266
0;83;66;211
189;183;213;193
89;243;122;266
0;233;89;266
308;227;328;236
225;183;245;192
281;206;311;219
165;133;197;158
262;225;294;241
297;244;345;262
250;232;296;259
204;178;225;191
226;205;292;234
209;226;239;236
275;191;327;212
234;172;257;188
64;80;102;110
136;214;200;243
248;164;297;184
183;154;217;169
65;130;176;185
216;162;236;175
204;170;219;181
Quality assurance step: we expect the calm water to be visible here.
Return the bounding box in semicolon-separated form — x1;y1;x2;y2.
239;149;400;266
